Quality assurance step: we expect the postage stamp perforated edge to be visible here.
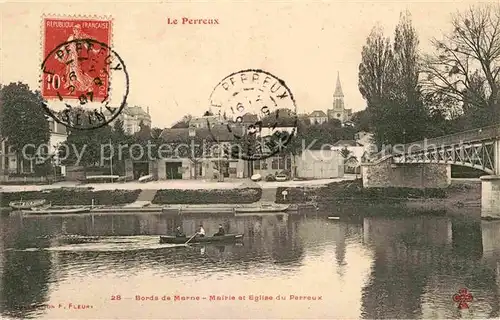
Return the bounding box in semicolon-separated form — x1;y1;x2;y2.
39;13;115;103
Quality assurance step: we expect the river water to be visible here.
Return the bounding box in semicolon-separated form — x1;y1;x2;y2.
0;208;499;319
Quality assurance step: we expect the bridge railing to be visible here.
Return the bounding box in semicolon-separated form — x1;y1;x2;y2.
402;124;500;154
363;123;500;163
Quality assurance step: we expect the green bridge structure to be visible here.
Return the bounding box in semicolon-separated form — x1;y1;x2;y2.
361;123;500;219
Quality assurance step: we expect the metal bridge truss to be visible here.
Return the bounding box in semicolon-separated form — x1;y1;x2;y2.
392;141;497;175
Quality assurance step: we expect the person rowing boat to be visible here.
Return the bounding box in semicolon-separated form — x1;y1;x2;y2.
196;225;206;238
174;226;185;237
213;224;225;236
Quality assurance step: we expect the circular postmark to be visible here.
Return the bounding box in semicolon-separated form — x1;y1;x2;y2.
40;38;129;130
208;69;297;160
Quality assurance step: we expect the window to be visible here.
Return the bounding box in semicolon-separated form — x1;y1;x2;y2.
253;160;261;170
286;157;292;170
271;158;278;169
49;121;55;132
278;157;285;170
22;158;32;173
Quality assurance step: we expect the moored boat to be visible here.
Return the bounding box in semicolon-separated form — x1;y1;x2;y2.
9;199;47;210
234;204;289;214
159;233;244;244
22;207;91;215
138;174;154;182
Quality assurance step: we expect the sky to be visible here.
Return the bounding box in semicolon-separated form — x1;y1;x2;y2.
1;0;492;129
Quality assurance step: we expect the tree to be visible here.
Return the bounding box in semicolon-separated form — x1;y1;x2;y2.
351;109;372;132
423;4;500;125
0;82;51;174
358;26;397;148
59;107;113;168
358;13;428;147
392;11;428;143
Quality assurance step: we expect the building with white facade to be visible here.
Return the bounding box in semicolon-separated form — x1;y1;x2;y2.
108;105;152;134
308;110;328;125
0;118;68;176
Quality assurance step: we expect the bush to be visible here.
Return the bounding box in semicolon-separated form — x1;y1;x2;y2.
1;189;141;207
152;188;262;204
265;174;276;182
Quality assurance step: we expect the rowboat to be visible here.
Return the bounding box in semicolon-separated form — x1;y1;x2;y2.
23;207;91;215
138;174;154;182
234;204;289;214
250;173;262;182
9;199;47;210
159;233;244;244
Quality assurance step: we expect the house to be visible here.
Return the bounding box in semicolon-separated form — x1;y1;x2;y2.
308;110;328;125
0;118;68;176
354;131;377;157
157;125;246;180
48;118;69;175
344;155;360;174
107;105;152;134
155;123;345;180
189;115;221;128
331;140;364;161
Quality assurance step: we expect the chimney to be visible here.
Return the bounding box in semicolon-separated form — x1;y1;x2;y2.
188;126;196;137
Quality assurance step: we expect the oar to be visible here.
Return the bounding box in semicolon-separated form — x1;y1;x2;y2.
184;233;198;245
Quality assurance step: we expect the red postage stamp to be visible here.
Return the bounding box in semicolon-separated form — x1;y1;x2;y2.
41;17;112;101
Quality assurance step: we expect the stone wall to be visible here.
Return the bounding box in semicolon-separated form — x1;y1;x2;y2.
361;157;451;188
480;175;500;219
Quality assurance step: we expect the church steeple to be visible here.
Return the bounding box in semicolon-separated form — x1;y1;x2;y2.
334;72;343;97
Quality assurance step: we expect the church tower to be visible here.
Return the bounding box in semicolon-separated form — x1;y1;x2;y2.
328;72;346;122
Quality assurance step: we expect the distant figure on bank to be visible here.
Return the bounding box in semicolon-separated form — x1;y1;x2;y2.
175;226;185;237
197;225;206;237
213;224;225;236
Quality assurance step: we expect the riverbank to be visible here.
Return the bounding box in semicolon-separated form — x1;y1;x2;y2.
0;177;354;193
1;187;262;206
1;178;483;217
275;179;482;215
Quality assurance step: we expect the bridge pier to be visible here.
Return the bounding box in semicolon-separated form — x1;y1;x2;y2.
361;157;451;188
481;139;500;219
481;175;500;219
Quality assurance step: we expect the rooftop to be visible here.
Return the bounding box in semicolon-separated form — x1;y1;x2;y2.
309;110;327;117
123;105;150;118
332;140;363;147
160;125;245;143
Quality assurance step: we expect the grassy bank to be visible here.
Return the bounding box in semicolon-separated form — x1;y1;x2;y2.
275;179;479;204
0;189;142;207
152;188;262;205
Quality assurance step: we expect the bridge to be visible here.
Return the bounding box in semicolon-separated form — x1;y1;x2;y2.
361;124;500;219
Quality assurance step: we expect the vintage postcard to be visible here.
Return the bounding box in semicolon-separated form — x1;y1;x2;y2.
1;1;500;319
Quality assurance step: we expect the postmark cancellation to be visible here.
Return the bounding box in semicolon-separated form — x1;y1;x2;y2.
40;15;129;130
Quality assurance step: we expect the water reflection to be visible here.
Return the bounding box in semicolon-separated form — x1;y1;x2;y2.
361;217;500;319
0;211;499;319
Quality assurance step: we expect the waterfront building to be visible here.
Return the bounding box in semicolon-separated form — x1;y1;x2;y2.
155;124;344;180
